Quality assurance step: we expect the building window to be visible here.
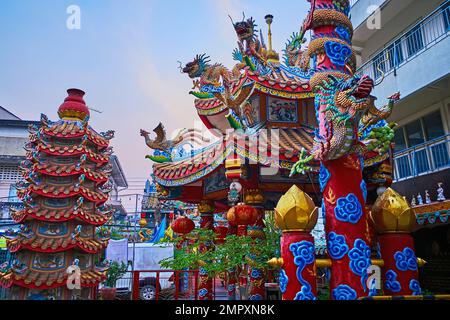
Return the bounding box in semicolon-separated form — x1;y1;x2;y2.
387;40;404;69
394;110;449;180
423;111;445;140
0;165;20;182
442;1;450;31
8;185;20;203
405;119;425;147
405;25;424;57
372;51;387;80
396;111;447;151
394;129;407;152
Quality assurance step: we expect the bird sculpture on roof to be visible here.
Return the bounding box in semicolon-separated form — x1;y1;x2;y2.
140;123;211;160
140;123;183;151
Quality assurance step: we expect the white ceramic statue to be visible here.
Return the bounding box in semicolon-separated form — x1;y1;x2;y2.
417;193;423;205
437;183;446;201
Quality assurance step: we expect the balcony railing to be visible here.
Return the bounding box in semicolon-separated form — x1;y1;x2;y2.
393;134;450;181
357;0;450;80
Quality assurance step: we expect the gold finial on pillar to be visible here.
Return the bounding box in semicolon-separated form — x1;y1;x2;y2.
370;188;417;233
275;185;318;232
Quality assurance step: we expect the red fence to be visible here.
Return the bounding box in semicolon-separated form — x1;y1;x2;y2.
129;270;229;300
131;270;199;300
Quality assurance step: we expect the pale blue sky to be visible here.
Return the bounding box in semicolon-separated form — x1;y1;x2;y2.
0;0;310;192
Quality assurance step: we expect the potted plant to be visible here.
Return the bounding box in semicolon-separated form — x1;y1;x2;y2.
101;261;128;300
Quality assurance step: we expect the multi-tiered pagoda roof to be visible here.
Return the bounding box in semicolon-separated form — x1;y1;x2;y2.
0;89;114;300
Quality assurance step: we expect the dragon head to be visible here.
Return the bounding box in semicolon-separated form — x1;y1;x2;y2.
341;75;374;99
388;92;401;102
182;54;211;79
333;75;374;112
230;13;257;43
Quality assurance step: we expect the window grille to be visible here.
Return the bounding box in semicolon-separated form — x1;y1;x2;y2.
0;165;21;182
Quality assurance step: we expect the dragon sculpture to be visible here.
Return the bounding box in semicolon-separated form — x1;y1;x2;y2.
140;123;210;163
361;92;400;130
230;14;269;65
311;74;375;161
181;54;242;98
181;54;252;123
290;76;400;175
283;32;309;69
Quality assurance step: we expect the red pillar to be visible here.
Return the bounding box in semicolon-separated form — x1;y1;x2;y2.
246;189;266;300
378;234;420;295
370;188;422;296
323;156;371;299
275;185;318;300
226;223;238;300
198;200;215;300
280;232;317;300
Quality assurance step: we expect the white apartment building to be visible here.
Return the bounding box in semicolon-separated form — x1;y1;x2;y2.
351;0;450;294
352;0;450;197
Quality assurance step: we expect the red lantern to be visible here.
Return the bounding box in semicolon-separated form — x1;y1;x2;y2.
227;204;258;226
171;217;195;235
140;213;146;219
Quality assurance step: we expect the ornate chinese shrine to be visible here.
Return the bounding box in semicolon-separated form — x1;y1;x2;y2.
141;0;429;300
0;89;114;300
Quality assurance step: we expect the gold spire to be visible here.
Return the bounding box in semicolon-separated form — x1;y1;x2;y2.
265;14;280;63
370;188;417;233
275;185;318;232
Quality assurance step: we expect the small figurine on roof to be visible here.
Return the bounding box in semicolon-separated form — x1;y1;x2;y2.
437;183;446;201
417;193;424;205
411;196;416;207
425;190;431;204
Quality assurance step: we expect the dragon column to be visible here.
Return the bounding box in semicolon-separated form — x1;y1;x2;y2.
304;0;374;299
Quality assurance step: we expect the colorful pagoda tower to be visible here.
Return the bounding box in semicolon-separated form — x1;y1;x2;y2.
0;89;114;300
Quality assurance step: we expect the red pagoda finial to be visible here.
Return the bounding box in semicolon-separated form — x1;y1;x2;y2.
58;88;90;121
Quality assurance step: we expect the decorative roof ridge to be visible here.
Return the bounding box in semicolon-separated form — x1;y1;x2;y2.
40;122;113;148
29;184;109;203
7;232;109;254
31;142;110;164
30;162;109;183
10;205;113;225
0;267;107;290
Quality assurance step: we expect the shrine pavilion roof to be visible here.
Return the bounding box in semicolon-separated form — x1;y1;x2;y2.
194;67;313;117
246;65;312;94
153;126;316;187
